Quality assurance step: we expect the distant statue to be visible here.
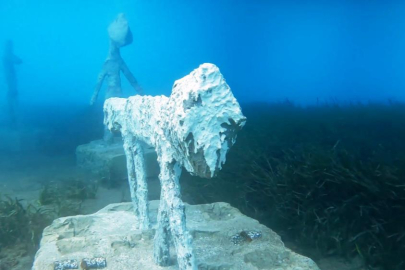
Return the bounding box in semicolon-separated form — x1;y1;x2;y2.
3;40;22;127
91;13;143;142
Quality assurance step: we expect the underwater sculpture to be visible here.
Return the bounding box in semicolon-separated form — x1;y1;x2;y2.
91;13;143;142
3;40;22;127
104;63;246;270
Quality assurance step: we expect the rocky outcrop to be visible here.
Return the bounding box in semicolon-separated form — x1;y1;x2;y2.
32;201;320;270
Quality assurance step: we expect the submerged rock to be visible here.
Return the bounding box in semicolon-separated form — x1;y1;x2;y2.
32;201;319;270
75;139;159;186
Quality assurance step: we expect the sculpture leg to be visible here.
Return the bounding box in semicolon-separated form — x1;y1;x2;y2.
153;198;171;266
132;140;150;229
122;135;150;229
154;160;196;270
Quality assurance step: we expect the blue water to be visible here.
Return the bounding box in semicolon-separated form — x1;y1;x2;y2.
1;0;405;107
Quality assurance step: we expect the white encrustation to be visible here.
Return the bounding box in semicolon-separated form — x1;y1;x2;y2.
104;63;246;270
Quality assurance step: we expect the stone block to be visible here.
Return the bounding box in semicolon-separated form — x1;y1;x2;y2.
32;201;320;270
76;140;159;185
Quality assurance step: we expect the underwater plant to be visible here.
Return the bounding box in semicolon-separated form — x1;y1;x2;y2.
0;195;54;255
0;195;55;270
38;178;98;217
0;195;29;252
0;177;99;266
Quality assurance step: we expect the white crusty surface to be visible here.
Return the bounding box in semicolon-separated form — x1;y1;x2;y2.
103;63;246;270
104;63;246;178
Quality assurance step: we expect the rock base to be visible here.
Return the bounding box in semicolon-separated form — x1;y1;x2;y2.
75;140;159;185
32;201;319;270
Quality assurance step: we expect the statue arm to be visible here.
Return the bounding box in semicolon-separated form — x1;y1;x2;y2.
121;60;144;95
90;70;107;105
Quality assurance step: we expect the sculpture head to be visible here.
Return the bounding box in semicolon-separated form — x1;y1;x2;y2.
167;63;246;178
108;13;133;48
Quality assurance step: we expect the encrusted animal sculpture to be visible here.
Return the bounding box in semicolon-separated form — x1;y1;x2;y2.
104;63;246;270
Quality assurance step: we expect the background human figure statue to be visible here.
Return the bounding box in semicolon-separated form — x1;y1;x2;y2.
90;13;143;142
3;40;22;127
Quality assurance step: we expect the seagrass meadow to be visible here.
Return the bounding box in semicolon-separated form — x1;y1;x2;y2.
0;179;99;269
181;101;405;270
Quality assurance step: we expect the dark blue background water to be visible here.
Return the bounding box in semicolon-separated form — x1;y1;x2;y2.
1;0;405;107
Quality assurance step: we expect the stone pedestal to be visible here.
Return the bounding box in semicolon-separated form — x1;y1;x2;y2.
75;139;160;186
32;201;320;270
